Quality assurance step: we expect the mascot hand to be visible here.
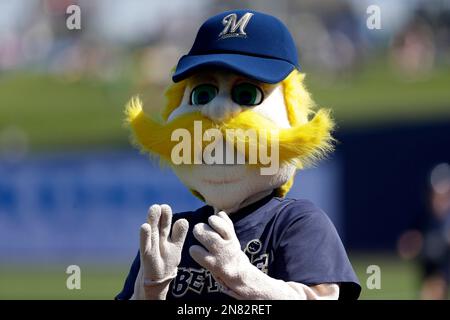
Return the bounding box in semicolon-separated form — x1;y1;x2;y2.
136;204;189;300
189;211;250;297
189;211;340;300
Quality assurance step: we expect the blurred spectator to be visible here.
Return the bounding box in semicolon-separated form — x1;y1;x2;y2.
390;14;436;79
398;163;450;299
390;2;450;79
420;163;450;299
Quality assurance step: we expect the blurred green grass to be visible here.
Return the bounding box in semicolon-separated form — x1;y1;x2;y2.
0;254;422;299
308;61;450;128
0;264;128;300
0;72;163;150
351;253;420;299
0;73;134;150
1;61;449;150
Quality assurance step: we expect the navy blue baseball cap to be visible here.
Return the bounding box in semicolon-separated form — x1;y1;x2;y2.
172;10;300;84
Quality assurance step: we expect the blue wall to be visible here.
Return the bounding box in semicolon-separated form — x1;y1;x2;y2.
338;120;450;250
2;119;447;263
0;149;341;263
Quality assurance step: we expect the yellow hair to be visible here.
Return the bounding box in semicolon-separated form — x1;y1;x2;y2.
162;79;187;121
126;70;334;198
125;101;333;166
282;71;314;126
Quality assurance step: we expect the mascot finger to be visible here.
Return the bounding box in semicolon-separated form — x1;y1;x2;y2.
215;211;237;237
189;245;216;270
193;223;224;253
216;211;233;227
139;223;152;256
147;204;162;246
171;218;189;246
159;204;172;240
208;215;232;240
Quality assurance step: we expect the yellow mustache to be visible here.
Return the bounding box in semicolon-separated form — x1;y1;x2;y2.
125;97;334;168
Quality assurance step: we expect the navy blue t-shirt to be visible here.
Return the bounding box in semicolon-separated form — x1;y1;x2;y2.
116;195;361;300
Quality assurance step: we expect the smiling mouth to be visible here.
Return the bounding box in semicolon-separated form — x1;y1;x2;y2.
202;177;242;185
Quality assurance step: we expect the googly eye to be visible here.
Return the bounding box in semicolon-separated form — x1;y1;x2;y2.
231;83;264;106
190;84;218;105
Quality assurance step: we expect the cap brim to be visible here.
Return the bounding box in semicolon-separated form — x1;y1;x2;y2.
172;53;296;84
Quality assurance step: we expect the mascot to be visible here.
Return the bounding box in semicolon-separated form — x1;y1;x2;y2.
116;10;361;300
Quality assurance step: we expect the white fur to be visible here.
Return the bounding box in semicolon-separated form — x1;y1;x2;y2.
168;74;291;128
168;71;295;212
172;164;295;212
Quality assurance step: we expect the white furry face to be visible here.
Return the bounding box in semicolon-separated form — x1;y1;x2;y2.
168;70;295;212
168;70;291;127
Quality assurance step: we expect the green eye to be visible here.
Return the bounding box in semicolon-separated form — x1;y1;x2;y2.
190;84;218;105
231;83;263;106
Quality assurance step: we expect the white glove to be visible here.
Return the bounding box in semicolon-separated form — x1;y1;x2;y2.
189;211;339;300
132;204;189;300
189;211;249;293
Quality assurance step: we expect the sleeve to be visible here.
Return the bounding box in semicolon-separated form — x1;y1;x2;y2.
272;200;361;300
115;251;140;300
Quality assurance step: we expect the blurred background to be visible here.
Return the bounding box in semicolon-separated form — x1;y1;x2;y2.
0;0;449;299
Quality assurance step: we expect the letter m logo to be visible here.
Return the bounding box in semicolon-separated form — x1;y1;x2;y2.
218;13;254;39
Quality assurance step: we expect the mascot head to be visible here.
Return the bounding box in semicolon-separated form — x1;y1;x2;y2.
125;10;334;212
